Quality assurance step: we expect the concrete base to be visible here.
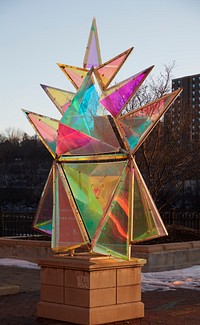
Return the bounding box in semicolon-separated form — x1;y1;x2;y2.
0;284;19;296
37;254;146;325
0;237;51;263
1;237;200;272
132;241;200;272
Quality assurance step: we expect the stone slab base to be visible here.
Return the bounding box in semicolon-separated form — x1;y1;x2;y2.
38;300;144;324
37;254;146;325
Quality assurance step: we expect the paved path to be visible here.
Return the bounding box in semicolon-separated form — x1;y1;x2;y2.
0;265;200;324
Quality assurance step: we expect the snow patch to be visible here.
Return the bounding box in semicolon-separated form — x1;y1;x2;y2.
0;258;40;270
0;258;199;291
142;265;200;291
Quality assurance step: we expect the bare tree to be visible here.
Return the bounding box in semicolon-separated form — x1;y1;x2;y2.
136;121;198;211
124;61;176;113
3;127;24;145
126;61;198;211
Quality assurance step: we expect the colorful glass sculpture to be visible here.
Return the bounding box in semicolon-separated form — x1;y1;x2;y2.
23;18;182;260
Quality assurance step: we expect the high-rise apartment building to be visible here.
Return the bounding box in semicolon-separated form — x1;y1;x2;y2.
164;73;200;209
165;73;200;146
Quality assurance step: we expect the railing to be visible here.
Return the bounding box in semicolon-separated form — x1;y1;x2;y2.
0;210;38;237
161;210;200;230
0;209;200;237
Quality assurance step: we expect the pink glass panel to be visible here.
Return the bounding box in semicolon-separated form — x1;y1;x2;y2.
56;123;119;156
52;165;88;252
131;161;168;242
25;112;58;157
61;66;88;89
97;55;127;84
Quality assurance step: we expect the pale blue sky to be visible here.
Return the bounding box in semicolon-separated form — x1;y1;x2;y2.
0;0;199;135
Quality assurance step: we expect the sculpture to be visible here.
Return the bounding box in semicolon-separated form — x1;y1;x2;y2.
23;19;181;260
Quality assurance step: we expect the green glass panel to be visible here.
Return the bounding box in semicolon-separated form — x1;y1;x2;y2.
33;167;53;235
62;161;127;239
118;91;181;154
60;70;98;136
131;161;167;242
63;163;102;239
118;116;151;151
93;164;130;259
56;72;121;150
133;169;158;241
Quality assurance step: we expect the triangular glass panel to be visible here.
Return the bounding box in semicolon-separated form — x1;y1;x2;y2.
57;63;88;90
22;110;58;158
56;123;120;156
83;18;102;68
60;69;98;137
62;161;127;240
52;163;89;253
92;163;131;260
117;89;182;154
33;166;53;235
41;84;75;115
93;115;123;149
94;47;133;90
131;160;168;243
59;70;122;148
100;66;154;117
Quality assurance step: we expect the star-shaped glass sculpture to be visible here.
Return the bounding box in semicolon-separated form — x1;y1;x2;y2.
23;18;182;260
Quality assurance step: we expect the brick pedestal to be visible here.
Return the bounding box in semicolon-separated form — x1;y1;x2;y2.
37;254;146;325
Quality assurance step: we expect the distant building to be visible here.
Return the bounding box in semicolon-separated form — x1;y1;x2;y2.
163;73;200;209
165;73;200;147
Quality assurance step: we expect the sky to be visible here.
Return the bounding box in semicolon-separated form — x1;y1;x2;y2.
0;258;200;291
0;0;200;135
